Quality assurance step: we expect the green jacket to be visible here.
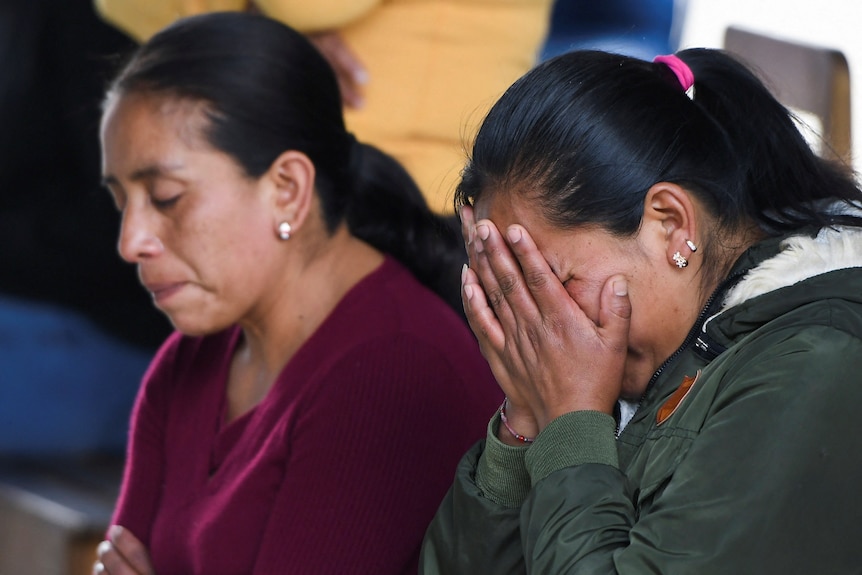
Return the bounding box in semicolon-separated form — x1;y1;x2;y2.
421;226;862;574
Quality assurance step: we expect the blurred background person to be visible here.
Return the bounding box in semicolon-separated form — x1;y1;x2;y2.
0;0;172;455
542;0;685;60
93;0;555;216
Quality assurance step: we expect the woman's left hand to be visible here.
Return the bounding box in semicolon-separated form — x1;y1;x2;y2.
460;206;632;433
307;31;368;109
93;526;155;575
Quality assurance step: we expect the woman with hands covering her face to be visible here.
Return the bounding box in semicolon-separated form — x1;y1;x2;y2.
421;49;862;574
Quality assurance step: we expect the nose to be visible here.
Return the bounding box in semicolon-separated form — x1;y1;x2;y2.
117;204;164;263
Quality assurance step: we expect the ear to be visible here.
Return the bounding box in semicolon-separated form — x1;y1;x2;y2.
263;150;316;235
642;182;700;269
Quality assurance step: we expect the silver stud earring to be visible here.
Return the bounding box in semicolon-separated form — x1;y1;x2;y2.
673;251;688;268
685;239;698;252
277;221;292;241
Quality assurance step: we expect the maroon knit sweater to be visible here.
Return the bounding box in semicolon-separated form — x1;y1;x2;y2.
111;257;501;574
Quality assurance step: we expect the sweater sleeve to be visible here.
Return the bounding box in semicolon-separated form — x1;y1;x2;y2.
420;410;617;574
250;333;495;574
420;415;529;575
110;332;181;546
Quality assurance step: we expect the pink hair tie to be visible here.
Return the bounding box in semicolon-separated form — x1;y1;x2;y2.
653;54;695;99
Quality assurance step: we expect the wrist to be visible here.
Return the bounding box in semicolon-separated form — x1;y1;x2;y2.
498;399;539;446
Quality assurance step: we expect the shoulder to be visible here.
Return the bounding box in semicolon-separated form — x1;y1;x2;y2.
710;253;862;380
700;302;862;422
309;323;494;400
724;318;862;382
727;269;862;365
646;278;862;439
297;259;499;408
325;257;483;360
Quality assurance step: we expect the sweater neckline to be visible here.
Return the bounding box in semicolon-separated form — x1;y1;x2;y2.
207;256;399;474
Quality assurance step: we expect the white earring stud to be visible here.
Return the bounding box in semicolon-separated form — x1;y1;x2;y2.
685;239;698;252
277;221;292;241
673;251;688;268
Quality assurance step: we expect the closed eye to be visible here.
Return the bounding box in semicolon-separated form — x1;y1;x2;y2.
148;183;184;210
151;195;181;209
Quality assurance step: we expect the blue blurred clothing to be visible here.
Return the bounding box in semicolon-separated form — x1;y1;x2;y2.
0;297;153;454
542;0;682;60
0;0;170;455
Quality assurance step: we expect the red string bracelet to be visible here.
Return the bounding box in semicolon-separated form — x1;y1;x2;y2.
499;399;535;444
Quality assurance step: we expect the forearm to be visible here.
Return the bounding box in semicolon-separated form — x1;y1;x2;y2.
110;335;179;541
420;441;526;575
423;411;626;573
504;411;629;573
476;415;531;505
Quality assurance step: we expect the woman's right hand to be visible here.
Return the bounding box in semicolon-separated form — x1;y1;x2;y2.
460;207;540;442
307;31;368;109
93;526;155;575
243;2;368;109
458;206;631;440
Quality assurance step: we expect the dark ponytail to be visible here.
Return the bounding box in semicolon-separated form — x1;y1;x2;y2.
347;141;464;313
106;12;462;308
457;48;862;276
678;48;862;233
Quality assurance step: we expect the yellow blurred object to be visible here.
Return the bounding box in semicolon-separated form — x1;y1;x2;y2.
94;0;554;214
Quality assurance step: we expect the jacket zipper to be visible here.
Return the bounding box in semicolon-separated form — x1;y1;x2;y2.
614;269;747;438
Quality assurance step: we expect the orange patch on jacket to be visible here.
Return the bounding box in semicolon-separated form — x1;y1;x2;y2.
656;370;702;426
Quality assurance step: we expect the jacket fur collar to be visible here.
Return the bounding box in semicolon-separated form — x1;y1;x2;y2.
722;225;862;310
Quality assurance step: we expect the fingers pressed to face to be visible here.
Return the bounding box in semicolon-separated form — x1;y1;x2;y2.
597;274;633;353
461;264;504;351
473;217;581;327
461;205;508;354
501;224;573;315
469;219;522;328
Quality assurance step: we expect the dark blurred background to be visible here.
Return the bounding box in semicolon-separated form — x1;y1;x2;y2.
0;0;170;348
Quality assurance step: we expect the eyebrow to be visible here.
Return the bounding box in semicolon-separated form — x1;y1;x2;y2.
101;163;185;188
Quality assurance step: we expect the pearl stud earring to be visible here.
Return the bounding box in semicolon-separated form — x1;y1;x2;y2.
277;221;292;241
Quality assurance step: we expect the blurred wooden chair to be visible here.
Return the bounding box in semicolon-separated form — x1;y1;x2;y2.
724;25;852;163
0;457;122;575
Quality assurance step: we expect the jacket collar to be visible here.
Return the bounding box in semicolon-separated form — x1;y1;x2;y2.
701;224;862;351
722;225;862;310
